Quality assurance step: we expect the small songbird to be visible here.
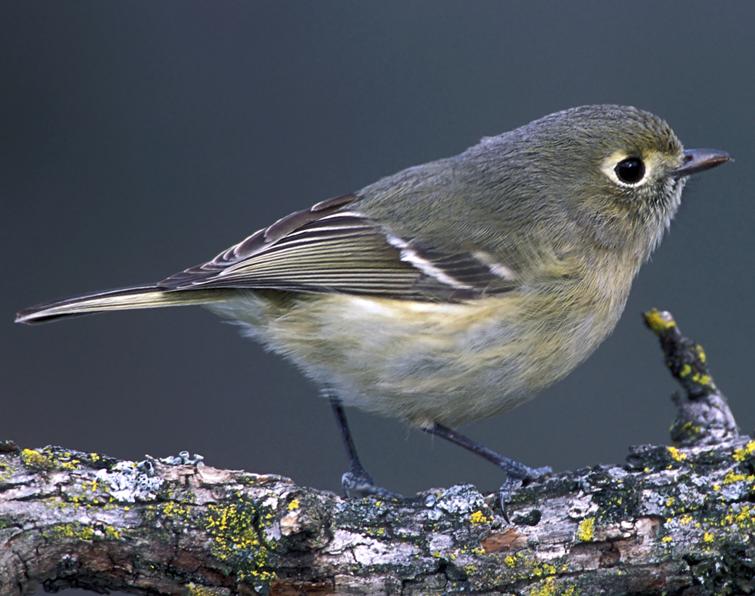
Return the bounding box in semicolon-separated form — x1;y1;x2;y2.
16;105;730;497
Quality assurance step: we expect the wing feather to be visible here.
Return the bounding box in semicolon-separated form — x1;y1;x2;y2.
159;193;517;301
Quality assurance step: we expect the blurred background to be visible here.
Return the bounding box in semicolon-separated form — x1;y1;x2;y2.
2;2;753;593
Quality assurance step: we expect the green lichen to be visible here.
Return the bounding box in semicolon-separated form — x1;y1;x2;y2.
204;499;275;584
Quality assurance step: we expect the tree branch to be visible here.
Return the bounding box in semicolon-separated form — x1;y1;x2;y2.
2;311;753;595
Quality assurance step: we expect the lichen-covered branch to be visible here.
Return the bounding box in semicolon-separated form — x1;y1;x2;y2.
1;311;752;595
643;308;739;447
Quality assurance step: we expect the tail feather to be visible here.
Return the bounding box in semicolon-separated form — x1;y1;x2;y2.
15;286;224;325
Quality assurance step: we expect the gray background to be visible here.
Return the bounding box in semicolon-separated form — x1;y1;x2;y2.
1;2;753;593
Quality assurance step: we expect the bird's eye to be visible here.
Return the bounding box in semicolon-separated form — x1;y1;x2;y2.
614;157;646;185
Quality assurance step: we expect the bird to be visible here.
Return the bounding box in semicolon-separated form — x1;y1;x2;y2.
16;105;730;497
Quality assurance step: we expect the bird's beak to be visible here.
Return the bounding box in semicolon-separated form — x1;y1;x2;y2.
672;148;731;177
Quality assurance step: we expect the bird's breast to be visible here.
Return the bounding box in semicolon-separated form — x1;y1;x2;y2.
213;257;635;427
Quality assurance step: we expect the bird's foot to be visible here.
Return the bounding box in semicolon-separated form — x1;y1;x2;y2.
341;470;402;499
522;465;553;481
498;464;552;517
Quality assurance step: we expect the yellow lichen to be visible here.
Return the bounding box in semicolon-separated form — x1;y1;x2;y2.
665;497;676;507
666;446;687;462
0;461;12;482
20;447;79;471
644;309;676;332
679;421;702;436
661;535;673;544
162;501;191;520
679;364;692;378
723;471;753;485
469;510;491;525
576;517;595;542
20;448;54;470
703;531;714;543
733;505;752;528
48;522;122;542
695;344;707;363
712;483;721;492
205;500;274;583
531;563;557;577
690;373;712;387
287;499;300;511
185;583;220;596
720;505;753;530
103;525;122;540
504;555;517;568
679;514;693;526
733;441;755;463
529;576;557;596
81;479;98;493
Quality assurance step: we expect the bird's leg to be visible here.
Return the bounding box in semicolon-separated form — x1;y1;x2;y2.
422;422;551;508
326;391;400;499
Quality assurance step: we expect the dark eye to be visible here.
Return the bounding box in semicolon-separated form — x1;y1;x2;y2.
614;157;646;185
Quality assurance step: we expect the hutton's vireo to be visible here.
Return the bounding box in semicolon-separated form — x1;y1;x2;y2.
17;105;730;496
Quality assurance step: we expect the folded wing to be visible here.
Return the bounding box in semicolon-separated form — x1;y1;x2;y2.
159;193;516;301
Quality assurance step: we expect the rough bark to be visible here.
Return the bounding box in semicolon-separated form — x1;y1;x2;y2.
1;310;752;595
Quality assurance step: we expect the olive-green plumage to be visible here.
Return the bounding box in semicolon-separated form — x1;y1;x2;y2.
16;105;729;431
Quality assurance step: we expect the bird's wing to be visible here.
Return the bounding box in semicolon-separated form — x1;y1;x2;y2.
158;193;517;301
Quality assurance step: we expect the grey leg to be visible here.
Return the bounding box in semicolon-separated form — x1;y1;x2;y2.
423;423;551;480
326;391;400;499
423;422;551;510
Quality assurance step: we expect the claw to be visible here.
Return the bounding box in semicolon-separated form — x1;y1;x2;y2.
341;471;402;499
499;465;551;519
498;476;523;519
524;465;552;482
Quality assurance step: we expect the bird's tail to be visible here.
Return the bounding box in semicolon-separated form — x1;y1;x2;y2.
15;286;226;325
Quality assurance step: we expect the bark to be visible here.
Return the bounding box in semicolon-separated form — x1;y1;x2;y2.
1;310;752;595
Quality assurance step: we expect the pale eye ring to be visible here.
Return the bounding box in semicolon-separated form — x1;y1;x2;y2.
614;157;646;185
